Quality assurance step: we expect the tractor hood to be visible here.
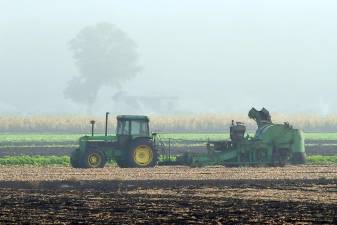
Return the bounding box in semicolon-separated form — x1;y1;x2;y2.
79;135;118;142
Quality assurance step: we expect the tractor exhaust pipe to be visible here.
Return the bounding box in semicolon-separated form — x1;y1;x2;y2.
105;112;110;136
90;120;96;136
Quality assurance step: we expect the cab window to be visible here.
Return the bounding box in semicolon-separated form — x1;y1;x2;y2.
117;120;130;135
131;120;149;136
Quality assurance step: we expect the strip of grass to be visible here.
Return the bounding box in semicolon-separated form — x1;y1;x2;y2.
0;134;83;143
0;156;70;166
0;155;336;166
304;133;337;141
306;155;337;165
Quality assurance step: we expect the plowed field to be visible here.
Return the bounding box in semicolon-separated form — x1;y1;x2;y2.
0;165;336;224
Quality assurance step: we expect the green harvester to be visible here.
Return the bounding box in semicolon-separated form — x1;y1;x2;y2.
178;108;306;167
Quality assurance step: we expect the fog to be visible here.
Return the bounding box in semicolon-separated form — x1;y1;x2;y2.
1;0;337;115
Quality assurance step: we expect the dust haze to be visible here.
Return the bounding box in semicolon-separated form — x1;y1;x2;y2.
1;0;337;116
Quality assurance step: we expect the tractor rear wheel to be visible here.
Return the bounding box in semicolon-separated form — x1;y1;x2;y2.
70;149;82;168
82;149;107;168
126;139;158;168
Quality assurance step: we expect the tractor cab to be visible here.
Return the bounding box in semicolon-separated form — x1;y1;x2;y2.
116;115;150;148
116;115;150;137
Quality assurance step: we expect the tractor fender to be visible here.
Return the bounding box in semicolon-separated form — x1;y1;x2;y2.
84;144;109;157
129;137;157;152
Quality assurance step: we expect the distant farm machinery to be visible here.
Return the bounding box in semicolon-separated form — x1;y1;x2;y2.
70;108;306;168
175;108;306;167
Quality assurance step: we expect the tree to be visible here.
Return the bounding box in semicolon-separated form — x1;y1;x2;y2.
64;22;141;112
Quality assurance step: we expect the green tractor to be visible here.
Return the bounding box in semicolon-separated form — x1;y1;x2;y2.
70;113;158;168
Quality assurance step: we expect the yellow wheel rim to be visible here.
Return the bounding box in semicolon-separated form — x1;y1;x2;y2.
88;153;102;167
133;145;153;166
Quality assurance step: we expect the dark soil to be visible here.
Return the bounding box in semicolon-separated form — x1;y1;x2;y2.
0;178;336;224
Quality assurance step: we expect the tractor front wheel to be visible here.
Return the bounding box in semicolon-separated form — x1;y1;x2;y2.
82;149;107;168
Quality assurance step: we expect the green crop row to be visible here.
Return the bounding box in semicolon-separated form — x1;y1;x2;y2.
0;134;83;143
0;155;336;166
306;155;337;165
0;156;70;166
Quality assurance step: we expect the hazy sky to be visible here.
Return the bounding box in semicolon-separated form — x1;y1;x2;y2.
1;0;337;115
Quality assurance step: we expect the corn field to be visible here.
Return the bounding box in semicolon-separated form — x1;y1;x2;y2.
0;113;337;133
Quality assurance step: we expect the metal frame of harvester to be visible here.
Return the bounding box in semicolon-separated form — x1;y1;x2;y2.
70;108;306;168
